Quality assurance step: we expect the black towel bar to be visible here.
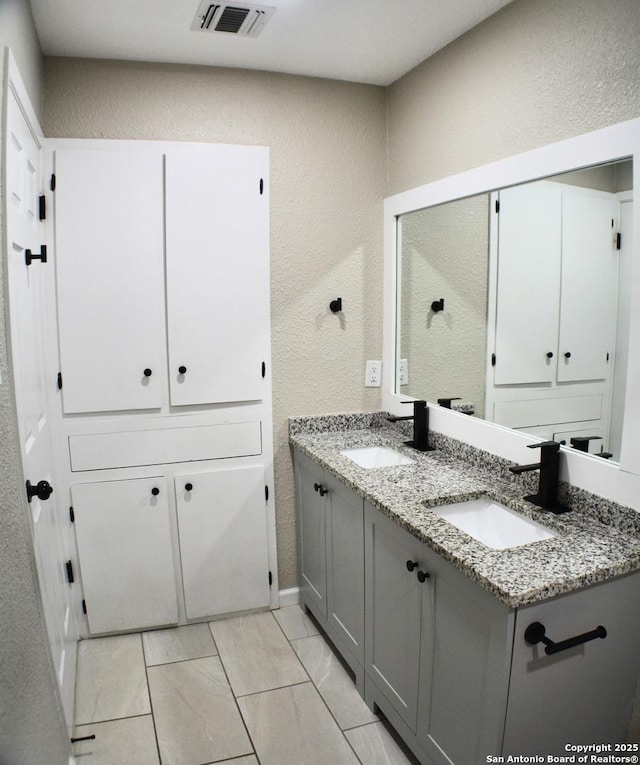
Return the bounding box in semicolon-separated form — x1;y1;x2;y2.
524;621;606;655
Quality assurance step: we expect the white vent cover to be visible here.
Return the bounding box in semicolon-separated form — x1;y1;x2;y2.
192;3;275;37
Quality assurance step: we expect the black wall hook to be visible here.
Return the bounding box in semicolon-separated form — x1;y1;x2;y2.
431;298;444;313
330;298;342;313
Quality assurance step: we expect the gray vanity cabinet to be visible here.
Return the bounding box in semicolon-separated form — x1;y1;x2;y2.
294;450;366;671
364;502;425;731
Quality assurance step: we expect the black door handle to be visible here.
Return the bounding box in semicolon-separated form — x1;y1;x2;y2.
406;560;418;572
178;365;187;375
26;480;53;503
143;368;152;377
151;487;160;496
417;570;430;582
564;352;571;359
185;483;193;491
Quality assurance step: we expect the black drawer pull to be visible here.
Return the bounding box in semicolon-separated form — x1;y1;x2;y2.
417;570;430;583
524;621;606;655
151;487;160;496
185;483;193;492
406;560;418;572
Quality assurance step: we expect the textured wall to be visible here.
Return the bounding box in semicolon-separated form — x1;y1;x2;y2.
399;194;489;417
42;58;386;590
388;0;640;194
0;2;70;764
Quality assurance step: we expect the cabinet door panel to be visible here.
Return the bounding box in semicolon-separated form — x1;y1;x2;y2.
557;192;617;382
73;478;178;634
494;184;561;385
365;504;423;732
166;147;269;406
176;466;270;619
55;149;165;413
326;474;364;663
296;455;327;617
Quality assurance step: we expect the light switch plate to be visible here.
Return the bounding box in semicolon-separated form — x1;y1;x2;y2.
365;360;381;387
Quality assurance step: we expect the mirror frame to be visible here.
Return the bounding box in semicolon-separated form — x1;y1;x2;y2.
382;118;640;509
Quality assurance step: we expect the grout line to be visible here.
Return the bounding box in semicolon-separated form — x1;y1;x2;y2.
140;632;165;765
234;679;313;700
144;650;218;668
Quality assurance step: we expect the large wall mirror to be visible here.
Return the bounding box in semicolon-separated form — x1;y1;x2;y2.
382;118;640;484
396;159;633;463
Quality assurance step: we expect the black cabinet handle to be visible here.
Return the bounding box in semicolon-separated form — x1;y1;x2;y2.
185;483;193;491
178;365;187;375
406;560;418;572
417;570;430;582
564;352;571;359
143;368;152;377
151;487;160;496
26;479;53;503
313;482;328;497
546;352;554;359
524;621;606;655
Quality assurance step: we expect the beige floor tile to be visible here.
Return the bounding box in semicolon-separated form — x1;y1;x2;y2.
209;611;308;696
142;623;217;665
148;656;252;765
72;715;159;765
292;634;378;729
75;634;150;725
273;604;320;640
345;722;418;765
238;682;360;765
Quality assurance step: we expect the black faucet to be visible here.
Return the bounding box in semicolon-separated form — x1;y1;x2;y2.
509;441;569;514
387;400;433;452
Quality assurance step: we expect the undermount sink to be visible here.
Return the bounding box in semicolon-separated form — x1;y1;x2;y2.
430;497;555;549
340;446;415;469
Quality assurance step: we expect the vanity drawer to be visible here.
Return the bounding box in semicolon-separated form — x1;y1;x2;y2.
69;421;262;471
492;395;601;429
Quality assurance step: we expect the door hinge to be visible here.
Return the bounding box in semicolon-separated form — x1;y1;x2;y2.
25;245;47;266
259;178;264;195
38;195;46;221
81;599;87;614
69;506;75;523
57;372;63;390
50;173;56;191
268;571;273;586
65;560;75;584
265;485;269;501
495;199;500;213
616;232;622;250
491;353;496;367
261;361;266;378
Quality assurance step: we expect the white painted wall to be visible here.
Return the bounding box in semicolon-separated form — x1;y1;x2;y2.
0;2;71;764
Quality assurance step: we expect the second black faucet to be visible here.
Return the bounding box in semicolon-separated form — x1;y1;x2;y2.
387;399;433;452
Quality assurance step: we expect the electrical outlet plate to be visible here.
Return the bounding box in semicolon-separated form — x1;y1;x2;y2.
365;360;382;387
398;358;408;386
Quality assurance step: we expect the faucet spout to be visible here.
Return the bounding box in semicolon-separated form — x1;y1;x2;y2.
509;461;542;475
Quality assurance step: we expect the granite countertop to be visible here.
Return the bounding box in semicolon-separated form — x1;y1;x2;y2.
289;412;640;608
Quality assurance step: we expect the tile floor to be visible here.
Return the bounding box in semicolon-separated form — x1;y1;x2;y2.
71;605;419;765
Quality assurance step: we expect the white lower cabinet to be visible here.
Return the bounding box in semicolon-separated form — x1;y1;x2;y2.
175;465;270;619
294;449;640;764
72;477;179;634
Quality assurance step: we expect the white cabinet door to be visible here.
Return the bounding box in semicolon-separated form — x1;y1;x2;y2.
175;465;270;619
166;147;270;406
55;149;165;413
557;192;617;382
494;184;562;384
73;477;178;634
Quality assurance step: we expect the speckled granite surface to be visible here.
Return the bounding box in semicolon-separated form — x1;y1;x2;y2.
289;412;640;608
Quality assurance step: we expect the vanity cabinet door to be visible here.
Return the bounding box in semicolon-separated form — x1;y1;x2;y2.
325;472;365;665
364;502;424;732
295;452;328;618
72;477;178;634
417;548;512;765
175;465;270;619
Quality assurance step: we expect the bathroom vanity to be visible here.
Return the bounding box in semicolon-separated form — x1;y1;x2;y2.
291;413;640;764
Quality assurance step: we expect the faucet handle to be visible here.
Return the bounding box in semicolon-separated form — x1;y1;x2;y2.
527;440;561;451
401;399;426;406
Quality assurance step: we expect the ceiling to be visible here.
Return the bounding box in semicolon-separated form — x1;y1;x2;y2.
29;0;514;87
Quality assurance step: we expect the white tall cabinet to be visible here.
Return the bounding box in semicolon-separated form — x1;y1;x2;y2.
50;140;276;635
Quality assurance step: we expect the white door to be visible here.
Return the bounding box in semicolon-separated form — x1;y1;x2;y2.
72;477;179;634
175;466;270;619
5;77;77;723
165;146;270;406
494;183;562;385
557;191;617;383
54;149;165;413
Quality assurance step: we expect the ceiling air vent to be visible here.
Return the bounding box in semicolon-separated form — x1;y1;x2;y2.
192;3;276;37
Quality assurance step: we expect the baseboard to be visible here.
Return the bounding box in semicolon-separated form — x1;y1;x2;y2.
278;587;299;607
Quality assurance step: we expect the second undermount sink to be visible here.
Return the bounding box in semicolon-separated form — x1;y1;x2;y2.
430;497;555;549
340;446;415;469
